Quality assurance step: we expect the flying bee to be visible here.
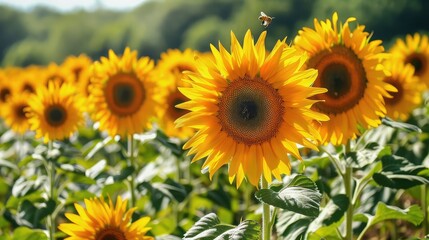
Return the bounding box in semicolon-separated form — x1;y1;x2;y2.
259;12;274;28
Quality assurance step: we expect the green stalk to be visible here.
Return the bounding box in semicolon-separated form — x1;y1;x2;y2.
261;177;271;240
422;184;428;237
345;165;353;240
128;134;136;208
47;141;55;240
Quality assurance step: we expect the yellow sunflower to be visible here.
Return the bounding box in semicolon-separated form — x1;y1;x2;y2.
43;63;74;86
58;196;154;240
175;30;328;187
26;82;83;143
2;93;31;134
14;67;42;95
294;12;396;145
155;49;199;139
382;60;423;121
390;33;429;87
62;54;93;98
88;47;162;137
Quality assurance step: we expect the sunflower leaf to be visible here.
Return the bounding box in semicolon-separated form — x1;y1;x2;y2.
183;213;260;240
373;154;429;189
183;213;222;239
355;202;423;227
382;117;421;132
12;227;48;240
255;175;322;217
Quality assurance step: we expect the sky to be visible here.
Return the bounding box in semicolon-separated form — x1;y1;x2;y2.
0;0;149;12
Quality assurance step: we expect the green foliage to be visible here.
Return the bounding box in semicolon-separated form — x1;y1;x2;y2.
183;213;260;240
255;175;322;217
1;0;428;66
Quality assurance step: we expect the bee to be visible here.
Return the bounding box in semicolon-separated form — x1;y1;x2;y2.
259;12;274;28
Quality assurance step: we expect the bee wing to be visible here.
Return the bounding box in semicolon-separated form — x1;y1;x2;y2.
260;11;267;17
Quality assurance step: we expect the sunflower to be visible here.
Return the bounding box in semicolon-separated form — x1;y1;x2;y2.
26;82;83;143
0;72;13;104
58;196;154;240
294;12;396;145
2;93;31;134
155;49;199;139
14;67;42;95
88;47;162;137
43;63;74;86
382;60;423;121
175;30;328;187
390;33;429;87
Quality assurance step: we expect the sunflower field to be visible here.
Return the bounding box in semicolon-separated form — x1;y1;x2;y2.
1;0;429;240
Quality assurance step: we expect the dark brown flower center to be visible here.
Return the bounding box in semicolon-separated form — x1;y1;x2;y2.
168;90;188;121
15;104;28;120
405;52;427;77
0;88;11;103
105;73;145;116
383;77;403;105
308;45;367;115
45;104;67;127
218;75;284;145
95;227;126;240
23;83;35;93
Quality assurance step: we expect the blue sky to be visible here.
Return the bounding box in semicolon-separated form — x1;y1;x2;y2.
0;0;149;11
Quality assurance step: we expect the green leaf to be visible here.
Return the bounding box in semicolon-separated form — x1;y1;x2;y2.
355;202;424;228
213;220;260;240
370;202;423;226
12;227;48;240
345;142;387;168
306;195;348;239
155;130;183;156
373;154;429;189
183;213;260;240
183;213;221;238
276;210;311;239
85;159;106;179
113;166;135;181
382;117;421;132
255;175;322;217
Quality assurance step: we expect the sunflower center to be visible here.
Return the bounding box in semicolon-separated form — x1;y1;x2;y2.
167;91;188;121
73;67;83;81
218;75;284;145
0;88;11;103
104;73;145;117
95;227;126;240
308;45;367;115
15;104;28;120
175;64;194;74
44;105;67;127
405;53;427;77
23;83;35;93
383;77;403;105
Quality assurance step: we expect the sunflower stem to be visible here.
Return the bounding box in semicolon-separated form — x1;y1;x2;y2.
345;165;353;240
47;141;56;240
261;177;271;240
422;184;428;237
127;134;137;208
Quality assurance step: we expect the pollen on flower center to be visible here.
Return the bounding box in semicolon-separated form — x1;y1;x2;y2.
218;75;284;145
308;45;367;115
